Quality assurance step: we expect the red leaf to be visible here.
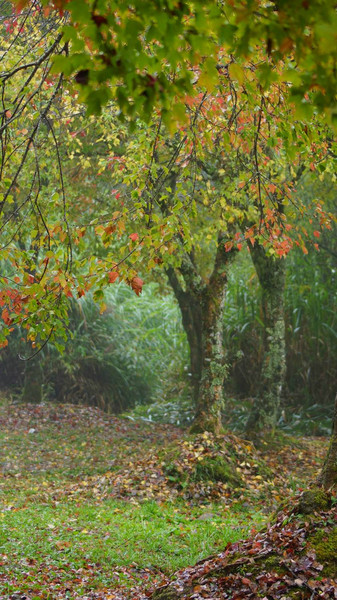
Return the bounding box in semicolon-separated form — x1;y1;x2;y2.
2;308;12;325
313;230;320;238
108;271;119;283
131;276;143;296
129;233;139;242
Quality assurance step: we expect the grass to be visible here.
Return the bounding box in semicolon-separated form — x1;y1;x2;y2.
0;396;328;598
0;500;263;596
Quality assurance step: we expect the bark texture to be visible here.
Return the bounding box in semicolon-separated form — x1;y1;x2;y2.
246;243;286;434
167;233;236;435
317;393;337;489
166;266;203;404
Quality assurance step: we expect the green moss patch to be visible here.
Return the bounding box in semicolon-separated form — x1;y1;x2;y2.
309;526;337;577
295;488;332;515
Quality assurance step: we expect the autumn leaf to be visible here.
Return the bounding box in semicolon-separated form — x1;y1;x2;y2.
130;276;143;296
55;540;71;550
2;308;12;325
108;271;119;283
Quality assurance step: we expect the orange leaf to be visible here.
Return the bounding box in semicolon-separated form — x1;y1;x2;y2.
2;308;12;325
108;271;119;283
131;276;143;296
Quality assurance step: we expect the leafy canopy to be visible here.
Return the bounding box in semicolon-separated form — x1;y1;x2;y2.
14;0;337;124
0;0;336;351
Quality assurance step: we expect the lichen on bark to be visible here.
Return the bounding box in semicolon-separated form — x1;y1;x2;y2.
167;231;237;436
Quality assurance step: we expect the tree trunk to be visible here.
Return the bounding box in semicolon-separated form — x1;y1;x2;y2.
168;233;236;435
22;357;43;403
246;243;286;435
166;267;203;403
317;393;337;489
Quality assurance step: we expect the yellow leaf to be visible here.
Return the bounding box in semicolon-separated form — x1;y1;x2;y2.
229;63;245;84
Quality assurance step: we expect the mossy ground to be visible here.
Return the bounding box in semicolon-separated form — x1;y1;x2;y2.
309;526;337;578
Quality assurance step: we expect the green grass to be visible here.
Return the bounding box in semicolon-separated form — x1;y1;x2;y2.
0;499;263;595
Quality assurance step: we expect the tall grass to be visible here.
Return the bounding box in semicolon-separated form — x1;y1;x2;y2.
45;282;188;411
0;282;189;411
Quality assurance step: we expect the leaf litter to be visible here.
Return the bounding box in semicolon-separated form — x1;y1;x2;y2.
0;399;331;599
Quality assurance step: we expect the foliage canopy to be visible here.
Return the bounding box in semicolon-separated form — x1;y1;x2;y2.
15;0;337;124
0;0;336;350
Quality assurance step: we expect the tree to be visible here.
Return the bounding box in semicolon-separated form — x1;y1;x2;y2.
1;2;335;345
98;72;333;434
1;2;336;454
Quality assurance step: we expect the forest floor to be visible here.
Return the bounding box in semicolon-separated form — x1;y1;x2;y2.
0;398;330;599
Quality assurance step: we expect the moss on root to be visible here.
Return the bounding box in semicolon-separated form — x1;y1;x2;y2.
295;488;332;515
308;527;337;577
159;431;282;503
163;454;242;487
